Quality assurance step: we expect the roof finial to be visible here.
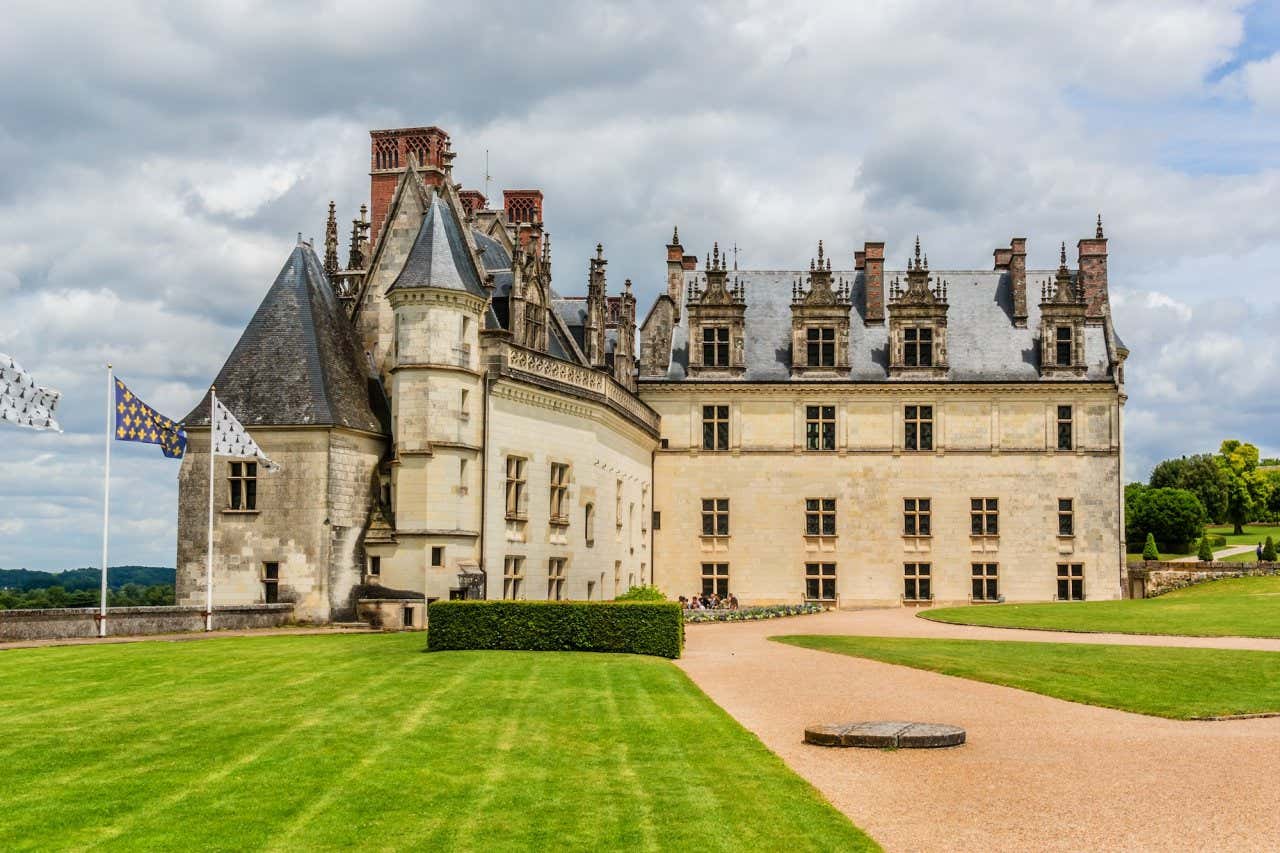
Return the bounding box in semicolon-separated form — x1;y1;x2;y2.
913;235;922;269
1096;213;1104;239
596;242;603;260
624;278;633;293
297;231;304;246
713;241;720;270
733;242;738;271
1059;241;1067;269
817;239;825;265
672;225;680;244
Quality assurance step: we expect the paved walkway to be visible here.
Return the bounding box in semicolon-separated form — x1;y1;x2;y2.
1170;544;1258;563
677;608;1280;852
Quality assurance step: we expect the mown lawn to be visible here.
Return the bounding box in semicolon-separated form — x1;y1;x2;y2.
1206;523;1279;548
922;576;1280;638
0;633;874;852
773;635;1280;719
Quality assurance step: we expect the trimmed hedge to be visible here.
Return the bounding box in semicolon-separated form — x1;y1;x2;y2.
427;600;683;659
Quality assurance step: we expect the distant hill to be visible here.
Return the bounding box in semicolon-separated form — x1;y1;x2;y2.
0;566;175;592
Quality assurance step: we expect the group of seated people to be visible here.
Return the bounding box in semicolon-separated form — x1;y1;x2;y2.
679;592;739;610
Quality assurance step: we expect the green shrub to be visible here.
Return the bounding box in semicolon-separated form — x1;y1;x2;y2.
1197;536;1214;562
613;585;666;602
426;600;683;659
1264;537;1277;562
1142;533;1159;561
1208;535;1227;548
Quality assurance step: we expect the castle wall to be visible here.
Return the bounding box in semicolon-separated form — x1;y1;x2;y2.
643;385;1124;606
176;427;382;622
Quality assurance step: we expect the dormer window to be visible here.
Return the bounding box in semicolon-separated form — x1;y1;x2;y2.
806;327;836;367
703;326;730;367
904;327;934;367
1055;326;1073;366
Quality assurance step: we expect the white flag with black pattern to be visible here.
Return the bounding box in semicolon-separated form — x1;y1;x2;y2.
211;395;280;472
0;352;63;433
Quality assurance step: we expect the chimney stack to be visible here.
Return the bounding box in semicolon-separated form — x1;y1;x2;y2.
854;250;866;270
1009;238;1028;327
992;247;1012;270
666;227;686;318
1077;215;1108;321
863;241;885;324
368;126;450;246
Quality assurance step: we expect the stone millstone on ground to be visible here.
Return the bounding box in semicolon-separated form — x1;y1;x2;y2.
805;721;966;749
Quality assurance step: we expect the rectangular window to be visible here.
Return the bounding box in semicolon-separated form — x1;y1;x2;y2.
971;563;998;601
430;547;443;567
804;498;836;536
701;563;729;597
805;563;837;601
547;558;566;601
806;327;836;367
262;562;279;604
228;461;258;510
701;498;730;537
805;405;836;451
904;405;933;451
503;556;525;600
903;563;931;601
403;605;415;628
1058;499;1074;536
504;456;527;519
1056;326;1073;366
970;498;999;536
1057;405;1073;451
616;479;623;531
702;326;730;367
702;405;729;451
904;327;934;367
903;498;932;536
460;389;470;418
549;463;570;525
369;555;381;576
1057;563;1085;601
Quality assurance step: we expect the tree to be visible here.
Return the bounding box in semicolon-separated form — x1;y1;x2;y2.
1197;535;1214;562
1149;454;1229;523
1127;487;1206;552
1142;533;1160;560
1216;440;1270;535
1264;536;1277;563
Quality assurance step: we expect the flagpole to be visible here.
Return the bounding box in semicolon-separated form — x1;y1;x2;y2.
99;364;112;638
206;385;216;632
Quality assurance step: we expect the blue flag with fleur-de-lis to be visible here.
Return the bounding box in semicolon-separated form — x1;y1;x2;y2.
114;378;187;459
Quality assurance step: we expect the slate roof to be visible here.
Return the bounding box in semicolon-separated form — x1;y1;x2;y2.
656;269;1115;383
388;194;487;297
184;244;388;433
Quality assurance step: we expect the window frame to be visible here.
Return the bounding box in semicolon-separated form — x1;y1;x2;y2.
504;456;527;520
503;555;525;600
702;325;731;367
805;404;836;452
549;462;570;526
903;562;932;602
262;561;279;604
1057;405;1074;451
904;326;934;367
228;461;258;511
701;498;730;538
904;405;934;452
804;498;836;537
805;326;836;368
700;562;729;597
971;562;999;602
970;498;999;537
804;562;837;602
702;404;730;451
547;557;567;601
1057;563;1085;601
903;497;932;537
1058;498;1074;537
1055;325;1073;366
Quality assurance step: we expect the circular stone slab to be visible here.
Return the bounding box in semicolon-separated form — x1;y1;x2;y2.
804;721;965;749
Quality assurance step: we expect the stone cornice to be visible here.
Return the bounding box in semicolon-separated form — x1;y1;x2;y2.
637;380;1120;399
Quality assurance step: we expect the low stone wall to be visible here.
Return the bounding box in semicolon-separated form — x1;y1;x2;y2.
0;604;295;642
1127;561;1280;598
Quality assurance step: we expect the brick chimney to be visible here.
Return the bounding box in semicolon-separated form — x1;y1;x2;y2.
368;126;450;246
666;226;685;317
1077;215;1108;321
458;190;487;217
1009;237;1028;327
854;250;866;270
681;254;698;271
863;241;885;324
992;247;1012;270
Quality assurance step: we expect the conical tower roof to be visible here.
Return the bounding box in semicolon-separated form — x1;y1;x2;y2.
388;192;486;297
184;244;387;434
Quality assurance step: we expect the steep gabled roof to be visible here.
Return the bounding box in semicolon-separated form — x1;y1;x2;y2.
184;244;388;433
387;193;487;297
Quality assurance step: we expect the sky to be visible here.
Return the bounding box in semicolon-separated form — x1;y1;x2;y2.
1;0;1278;570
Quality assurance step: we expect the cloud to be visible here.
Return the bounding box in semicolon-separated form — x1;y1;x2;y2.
0;0;1277;568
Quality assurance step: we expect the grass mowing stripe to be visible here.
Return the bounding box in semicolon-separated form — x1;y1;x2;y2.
774;634;1280;720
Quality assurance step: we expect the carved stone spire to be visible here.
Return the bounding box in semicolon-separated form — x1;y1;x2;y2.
1096;213;1104;239
323;201;340;276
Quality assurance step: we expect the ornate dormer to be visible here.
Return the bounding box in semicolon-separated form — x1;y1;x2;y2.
789;241;852;375
1039;242;1088;377
586;244;609;368
887;237;949;378
686;242;747;377
509;231;550;352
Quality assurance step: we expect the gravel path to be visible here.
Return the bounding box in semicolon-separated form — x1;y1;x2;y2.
1170;544;1258;563
677;608;1280;852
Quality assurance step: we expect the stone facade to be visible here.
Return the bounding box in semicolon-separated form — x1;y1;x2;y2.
1127;561;1280;599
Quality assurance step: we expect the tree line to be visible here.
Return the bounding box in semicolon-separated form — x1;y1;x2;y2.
1128;439;1280;551
0;566;176;611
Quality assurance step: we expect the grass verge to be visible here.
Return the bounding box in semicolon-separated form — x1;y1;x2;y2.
922;576;1280;638
773;635;1280;719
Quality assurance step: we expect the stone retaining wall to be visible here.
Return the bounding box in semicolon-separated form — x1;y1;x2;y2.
0;604;295;642
1127;561;1280;598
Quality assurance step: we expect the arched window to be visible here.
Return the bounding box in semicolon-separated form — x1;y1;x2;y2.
585;503;595;547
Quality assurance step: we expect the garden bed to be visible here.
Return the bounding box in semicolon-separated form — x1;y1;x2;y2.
685;603;827;623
